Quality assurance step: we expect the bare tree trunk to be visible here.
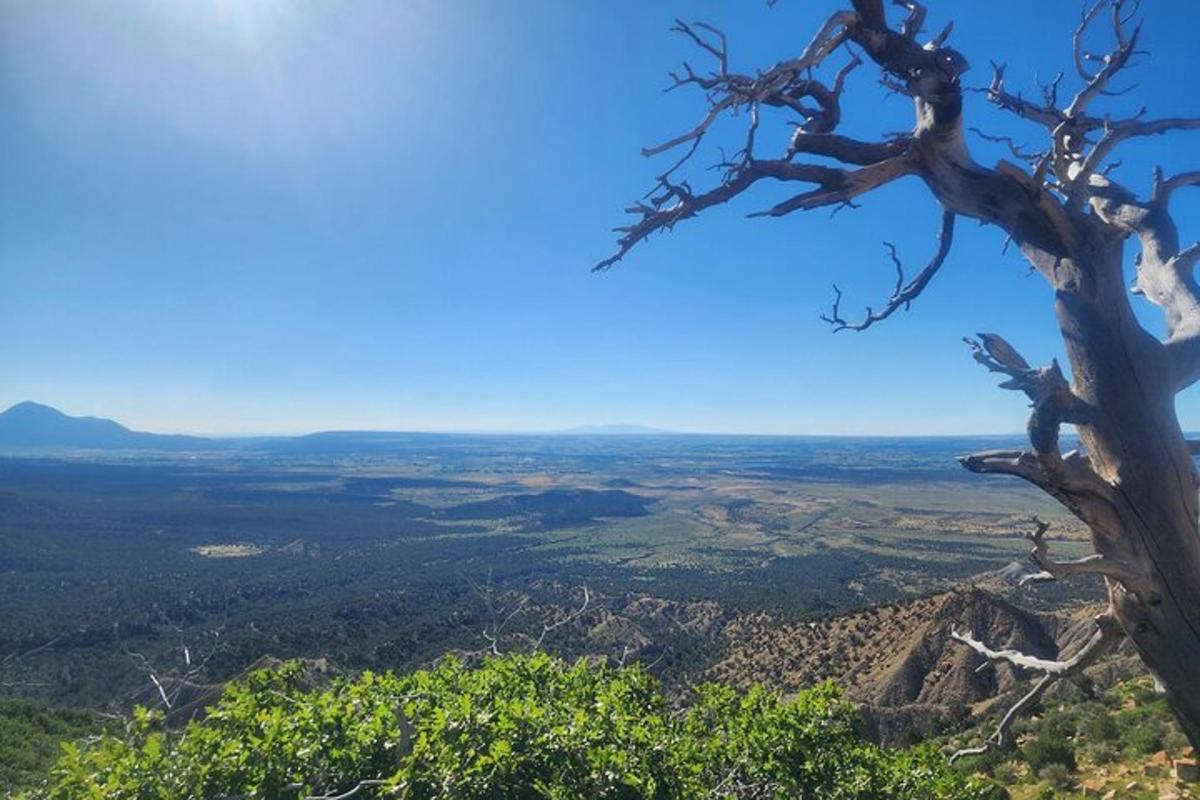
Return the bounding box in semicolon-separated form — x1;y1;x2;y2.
1056;246;1200;744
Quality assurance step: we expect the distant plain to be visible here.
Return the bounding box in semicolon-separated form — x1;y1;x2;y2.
0;433;1096;709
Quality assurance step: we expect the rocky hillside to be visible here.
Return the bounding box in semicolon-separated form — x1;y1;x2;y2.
582;585;1136;746
122;582;1138;749
713;587;1131;743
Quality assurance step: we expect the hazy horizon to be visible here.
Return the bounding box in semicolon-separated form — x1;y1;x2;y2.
2;398;1048;439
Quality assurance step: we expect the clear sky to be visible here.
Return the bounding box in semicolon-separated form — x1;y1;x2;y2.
3;0;1200;436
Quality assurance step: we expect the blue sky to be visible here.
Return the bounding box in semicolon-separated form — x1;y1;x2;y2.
2;0;1199;435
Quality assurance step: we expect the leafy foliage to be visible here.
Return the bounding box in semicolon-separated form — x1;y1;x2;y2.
33;654;1003;799
1022;734;1076;774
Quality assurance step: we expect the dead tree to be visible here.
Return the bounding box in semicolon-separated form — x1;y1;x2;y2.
598;0;1200;747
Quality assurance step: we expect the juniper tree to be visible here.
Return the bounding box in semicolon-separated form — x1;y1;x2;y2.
599;0;1200;751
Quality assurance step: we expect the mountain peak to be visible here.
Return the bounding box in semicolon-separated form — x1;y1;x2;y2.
0;402;205;451
3;400;69;417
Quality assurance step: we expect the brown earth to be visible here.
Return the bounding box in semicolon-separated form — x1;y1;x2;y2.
594;585;1139;745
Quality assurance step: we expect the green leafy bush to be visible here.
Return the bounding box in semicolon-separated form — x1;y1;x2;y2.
1022;734;1076;774
1077;741;1118;766
36;653;1004;800
1037;708;1076;743
1115;702;1167;755
989;762;1017;786
1120;719;1164;756
1080;708;1119;743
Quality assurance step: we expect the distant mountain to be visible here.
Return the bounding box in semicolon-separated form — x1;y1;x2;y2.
0;401;213;451
558;424;675;435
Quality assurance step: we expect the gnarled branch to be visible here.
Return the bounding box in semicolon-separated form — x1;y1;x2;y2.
532;586;591;651
956;448;1112;528
975;0;1200;211
1018;516;1150;594
964;334;1091;456
958;335;1131;540
950;612;1124;761
1064;0;1142;119
1154;170;1200;205
822;208;955;331
1085;172;1200;391
596;156;915;271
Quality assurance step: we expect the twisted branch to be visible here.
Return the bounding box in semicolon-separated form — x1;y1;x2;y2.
822;208;955;331
595;155;915;271
950;612;1124;761
595;6;961;272
975;0;1200;206
532;586;591;651
1017;517;1150;594
1064;0;1142;119
964;333;1091;456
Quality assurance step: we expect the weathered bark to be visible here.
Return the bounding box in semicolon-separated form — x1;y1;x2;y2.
910;96;1200;746
908;36;1200;746
600;0;1200;746
1048;238;1200;746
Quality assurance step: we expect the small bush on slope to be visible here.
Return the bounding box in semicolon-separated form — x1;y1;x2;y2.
39;653;1003;800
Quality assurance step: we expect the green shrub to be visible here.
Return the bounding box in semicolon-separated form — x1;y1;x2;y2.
1114;680;1162;706
1022;734;1076;773
1164;726;1191;754
1112;688;1173;757
39;653;1005;800
1036;762;1072;790
990;762;1018;785
1078;741;1118;766
1121;720;1164;755
1081;709;1119;743
1038;708;1076;742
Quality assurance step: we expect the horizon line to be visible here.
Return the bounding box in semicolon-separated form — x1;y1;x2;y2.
0;399;1049;441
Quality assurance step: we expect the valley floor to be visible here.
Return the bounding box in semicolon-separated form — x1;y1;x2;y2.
0;435;1137;793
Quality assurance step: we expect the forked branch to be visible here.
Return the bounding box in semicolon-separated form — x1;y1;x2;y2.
1017;517;1150;595
127;633;223;711
973;0;1200;207
958;335;1121;533
964;334;1090;456
532;586;591;651
949;612;1124;761
1064;0;1143;119
595;156;915;271
595;5;959;272
821;208;955;331
464;584;594;659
